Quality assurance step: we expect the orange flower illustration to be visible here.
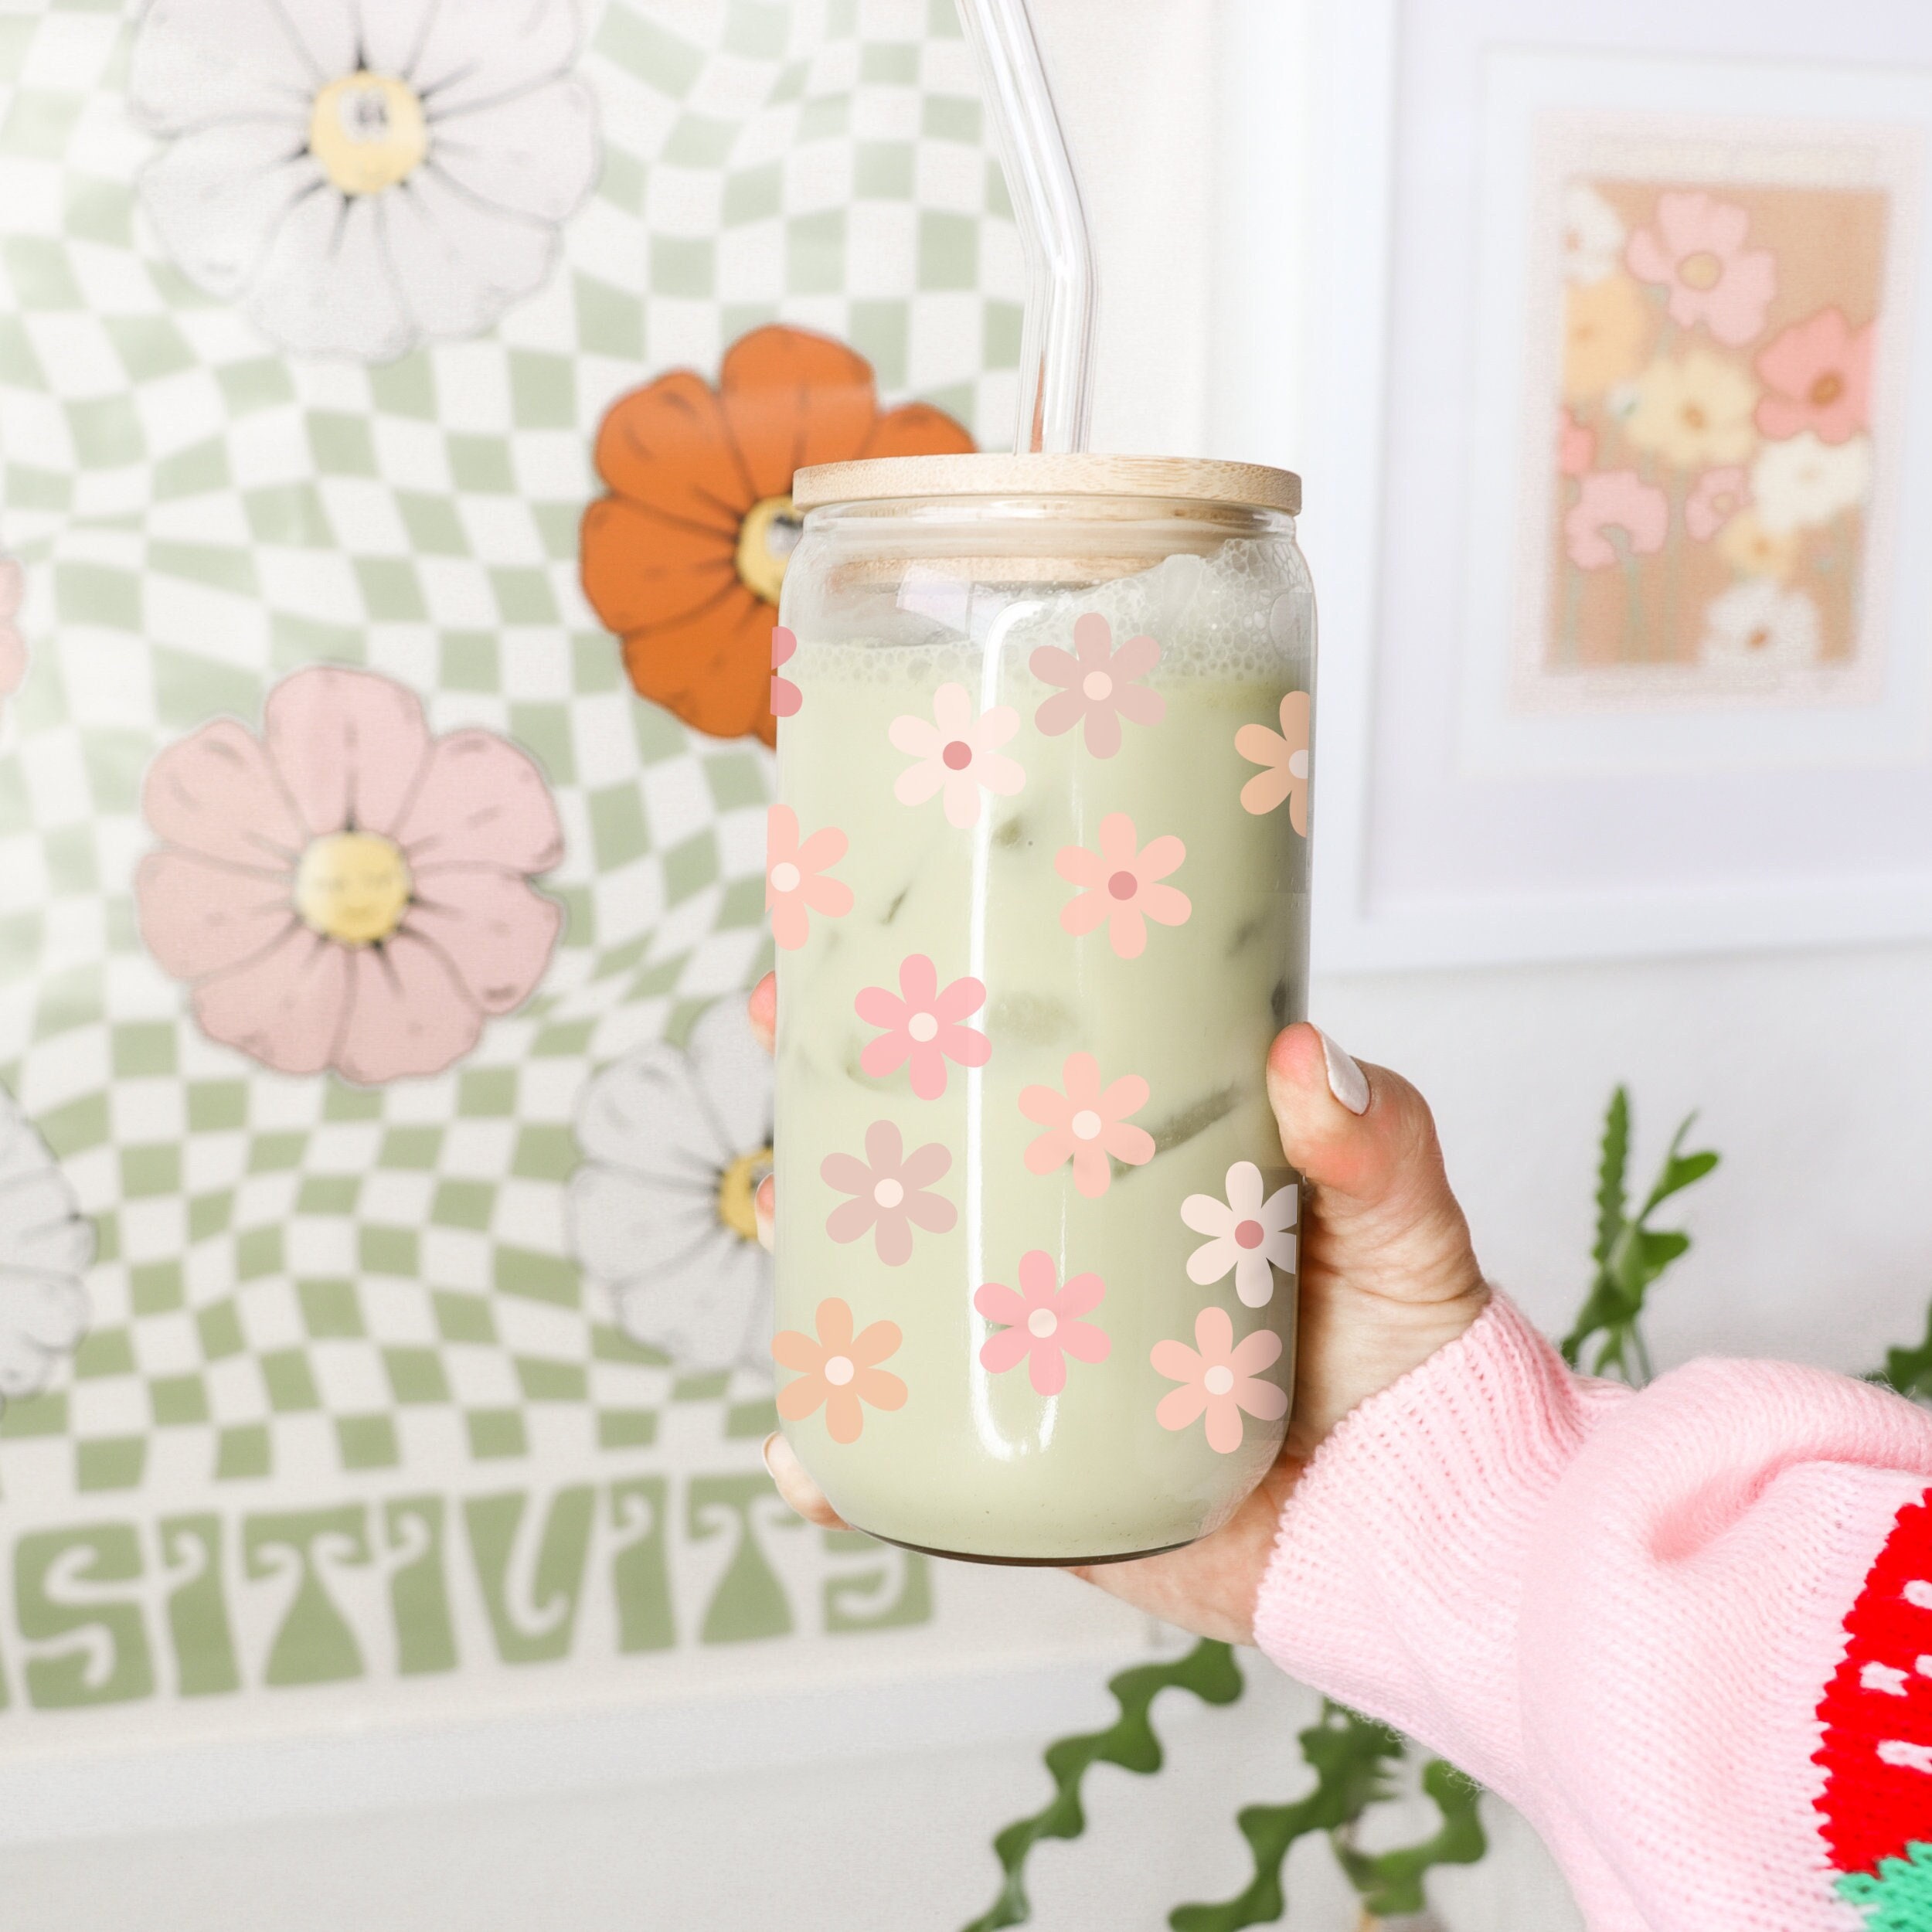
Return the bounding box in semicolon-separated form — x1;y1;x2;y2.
580;325;974;747
774;1296;907;1444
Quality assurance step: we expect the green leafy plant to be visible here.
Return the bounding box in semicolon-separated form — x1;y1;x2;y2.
1870;1304;1932;1403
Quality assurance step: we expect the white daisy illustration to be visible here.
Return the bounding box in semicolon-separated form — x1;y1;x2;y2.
0;1087;93;1405
566;998;774;1381
130;0;599;362
1180;1161;1298;1308
1697;580;1824;672
1563;183;1625;287
1750;432;1872;536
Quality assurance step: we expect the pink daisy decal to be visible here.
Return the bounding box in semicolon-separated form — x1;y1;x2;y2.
821;1120;957;1265
1625;189;1776;347
1235;691;1311;834
1182;1162;1299;1308
1019;1051;1155;1199
767;803;852;951
889;682;1024;828
855;953;990;1100
774;1298;906;1445
1029;612;1165;757
770;625;802;719
0;558;26;705
1151;1307;1287;1455
136;664;562;1085
975;1250;1111;1396
1056;812;1189;959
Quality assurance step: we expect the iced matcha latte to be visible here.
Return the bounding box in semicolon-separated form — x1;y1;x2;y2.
772;457;1313;1562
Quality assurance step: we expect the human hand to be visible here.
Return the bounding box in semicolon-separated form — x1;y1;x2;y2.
747;971;1488;1645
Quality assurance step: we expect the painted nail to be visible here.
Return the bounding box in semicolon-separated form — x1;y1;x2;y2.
753;1174;775;1255
1317;1029;1370;1115
760;1431;782;1481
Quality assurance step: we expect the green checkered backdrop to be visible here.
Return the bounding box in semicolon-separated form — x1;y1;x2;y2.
0;0;1026;1726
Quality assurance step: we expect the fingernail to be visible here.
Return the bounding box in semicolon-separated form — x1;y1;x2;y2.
760;1430;782;1480
1317;1029;1370;1115
753;1174;775;1254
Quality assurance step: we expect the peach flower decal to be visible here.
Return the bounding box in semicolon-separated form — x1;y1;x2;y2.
770;625;802;719
136;665;562;1084
1235;691;1311;834
1755;307;1873;445
1029;612;1165;757
1685;466;1747;543
0;559;26;707
1019;1051;1154;1199
975;1250;1111;1396
766;804;852;951
889;682;1024;828
1056;813;1189;959
774;1297;906;1444
1151;1307;1287;1455
855;954;990;1100
1563;470;1668;571
821;1120;956;1265
1182;1162;1299;1308
1626;190;1775;347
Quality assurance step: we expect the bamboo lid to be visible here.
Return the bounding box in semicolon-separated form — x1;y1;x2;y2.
793;451;1301;516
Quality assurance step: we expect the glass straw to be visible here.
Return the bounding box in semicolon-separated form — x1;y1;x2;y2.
955;0;1097;454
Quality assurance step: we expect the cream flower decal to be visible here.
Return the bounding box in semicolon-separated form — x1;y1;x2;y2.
1182;1162;1298;1308
889;683;1024;828
136;664;563;1084
1236;691;1311;832
1698;581;1823;671
0;1085;93;1406
129;0;598;362
566;999;774;1379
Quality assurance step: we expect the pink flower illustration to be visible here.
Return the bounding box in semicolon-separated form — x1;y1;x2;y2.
1564;469;1668;570
774;1298;906;1444
0;559;26;703
1151;1306;1287;1455
770;625;802;719
1558;408;1596;479
1685;466;1748;543
889;682;1024;828
1029;612;1165;757
975;1250;1111;1396
1625;190;1776;347
1056;812;1190;959
767;804;852;951
821;1120;956;1265
1754;307;1873;445
136;665;562;1085
1182;1161;1299;1308
1235;691;1311;834
1019;1051;1155;1199
855;953;991;1100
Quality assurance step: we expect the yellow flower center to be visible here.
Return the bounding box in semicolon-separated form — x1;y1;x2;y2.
294;831;412;946
1679;250;1723;291
308;73;429;196
716;1145;773;1243
735;495;802;605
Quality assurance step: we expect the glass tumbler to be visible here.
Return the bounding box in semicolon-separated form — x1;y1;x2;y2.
770;453;1314;1563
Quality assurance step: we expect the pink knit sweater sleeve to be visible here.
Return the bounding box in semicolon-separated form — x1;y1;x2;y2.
1251;1296;1932;1930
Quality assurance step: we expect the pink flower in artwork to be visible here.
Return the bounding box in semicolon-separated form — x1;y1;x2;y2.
1182;1161;1300;1308
1563;469;1669;570
889;682;1025;828
1056;812;1190;959
773;1298;906;1445
135;664;562;1085
855;953;991;1099
1685;465;1749;543
0;559;26;703
770;625;802;719
766;804;852;951
1235;691;1312;834
975;1250;1111;1396
821;1119;956;1266
1019;1051;1155;1199
1625;189;1776;346
1754;307;1874;445
1029;612;1165;757
1558;408;1596;479
1151;1306;1287;1455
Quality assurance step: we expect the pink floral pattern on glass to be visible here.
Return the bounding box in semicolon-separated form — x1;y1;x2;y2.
1626;190;1776;346
974;1250;1111;1396
135;664;563;1084
821;1120;956;1264
1019;1051;1155;1199
855;953;990;1099
774;1298;906;1444
770;625;802;719
1056;812;1189;959
1182;1161;1299;1308
1754;307;1873;445
1235;691;1311;834
1151;1307;1287;1455
889;682;1024;828
1563;469;1668;570
1685;466;1748;543
766;804;852;951
1029;612;1165;757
